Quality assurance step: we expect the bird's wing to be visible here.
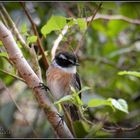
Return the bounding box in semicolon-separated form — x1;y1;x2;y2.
73;72;82;98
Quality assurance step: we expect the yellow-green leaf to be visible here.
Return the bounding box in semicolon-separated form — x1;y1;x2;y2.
41;15;67;36
88;99;111;107
77;18;87;31
0;41;3;46
0;52;8;57
108;98;128;114
118;71;140;78
21;23;27;34
54;95;73;105
27;35;37;44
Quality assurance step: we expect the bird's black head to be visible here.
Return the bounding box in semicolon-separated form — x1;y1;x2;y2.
54;52;79;68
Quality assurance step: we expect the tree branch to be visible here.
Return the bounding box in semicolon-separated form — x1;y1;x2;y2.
0;21;73;138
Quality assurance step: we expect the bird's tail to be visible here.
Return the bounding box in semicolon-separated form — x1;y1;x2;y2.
62;103;80;121
69;104;80;121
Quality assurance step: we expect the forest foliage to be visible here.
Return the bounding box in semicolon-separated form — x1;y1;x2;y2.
0;2;140;138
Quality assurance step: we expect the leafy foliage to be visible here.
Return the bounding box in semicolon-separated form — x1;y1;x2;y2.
27;35;37;44
55;86;128;114
41;15;87;37
41;16;67;36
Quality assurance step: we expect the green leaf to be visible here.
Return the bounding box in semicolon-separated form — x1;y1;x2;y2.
77;18;87;31
41;15;67;36
88;98;128;114
54;95;73;105
71;86;90;95
75;94;84;106
0;52;8;57
74;120;90;138
0;41;3;46
21;23;27;34
54;86;86;106
88;98;111;108
17;41;22;48
107;20;128;37
108;98;128;113
118;71;140;78
67;18;76;26
78;86;91;94
27;35;37;44
118;99;128;113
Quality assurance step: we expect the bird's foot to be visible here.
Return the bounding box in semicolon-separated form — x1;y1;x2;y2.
55;113;64;130
38;82;50;92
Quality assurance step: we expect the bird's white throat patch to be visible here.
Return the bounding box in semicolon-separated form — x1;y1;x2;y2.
53;60;76;74
61;66;76;73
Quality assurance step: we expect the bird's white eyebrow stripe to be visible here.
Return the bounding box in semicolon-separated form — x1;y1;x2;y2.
59;54;67;60
69;59;74;64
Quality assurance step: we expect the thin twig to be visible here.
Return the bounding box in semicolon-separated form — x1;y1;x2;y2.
102;123;140;133
86;13;140;25
79;56;124;70
0;11;8;27
74;3;102;54
20;2;49;69
51;25;69;60
0;69;25;82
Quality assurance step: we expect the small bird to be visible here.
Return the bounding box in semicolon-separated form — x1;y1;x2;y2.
46;51;81;121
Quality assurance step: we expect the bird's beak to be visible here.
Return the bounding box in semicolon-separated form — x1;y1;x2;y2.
75;62;80;66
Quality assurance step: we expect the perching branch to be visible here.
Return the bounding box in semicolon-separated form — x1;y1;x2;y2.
0;21;73;138
20;2;49;69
